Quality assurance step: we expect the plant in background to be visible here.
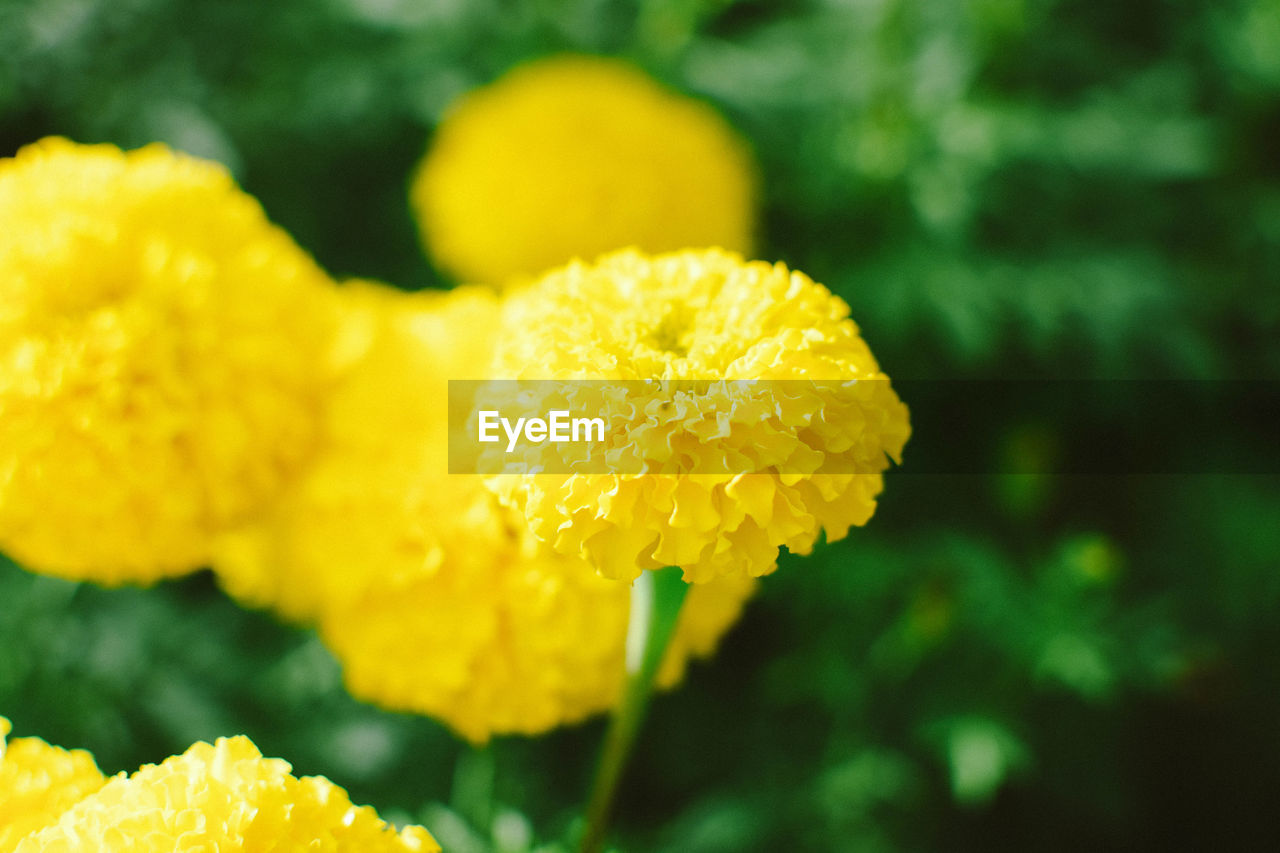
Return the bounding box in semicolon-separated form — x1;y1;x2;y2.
0;138;344;584
0;115;906;853
410;55;758;285
3;2;1278;850
0;717;439;852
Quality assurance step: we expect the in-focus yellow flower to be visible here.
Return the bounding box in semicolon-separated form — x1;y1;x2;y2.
410;54;757;285
0;717;438;852
484;248;911;584
214;282;754;742
0;137;343;584
0;719;107;852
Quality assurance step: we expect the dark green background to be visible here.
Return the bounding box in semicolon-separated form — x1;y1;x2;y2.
1;0;1278;849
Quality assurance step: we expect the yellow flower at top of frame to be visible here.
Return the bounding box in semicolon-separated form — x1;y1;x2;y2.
411;54;757;285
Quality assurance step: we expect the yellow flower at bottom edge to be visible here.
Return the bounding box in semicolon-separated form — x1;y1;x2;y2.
484;248;912;584
0;718;437;853
0;719;107;852
213;281;755;743
411;54;757;285
0;137;344;584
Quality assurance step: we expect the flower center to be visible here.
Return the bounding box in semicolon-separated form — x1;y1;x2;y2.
644;310;691;358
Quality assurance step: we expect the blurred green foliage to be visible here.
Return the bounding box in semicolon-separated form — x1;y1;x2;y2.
1;0;1278;850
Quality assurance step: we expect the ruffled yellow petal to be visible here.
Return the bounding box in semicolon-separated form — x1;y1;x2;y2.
9;733;437;853
0;719;107;853
485;248;911;583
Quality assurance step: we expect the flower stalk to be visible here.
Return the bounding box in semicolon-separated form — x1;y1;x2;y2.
578;566;689;853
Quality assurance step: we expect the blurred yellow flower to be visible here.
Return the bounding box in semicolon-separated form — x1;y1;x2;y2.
410;54;757;285
319;483;755;743
0;137;343;584
214;282;754;742
213;280;501;622
485;248;911;584
0;718;438;852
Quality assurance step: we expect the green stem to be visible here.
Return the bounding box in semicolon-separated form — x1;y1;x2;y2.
450;743;494;831
578;567;689;853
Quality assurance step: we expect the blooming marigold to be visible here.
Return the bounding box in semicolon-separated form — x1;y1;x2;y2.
214;281;754;742
0;719;107;852
484;248;911;584
0;137;343;584
0;718;438;852
410;54;757;285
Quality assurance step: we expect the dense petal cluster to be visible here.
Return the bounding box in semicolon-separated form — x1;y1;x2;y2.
0;138;343;583
214;282;754;742
0;718;438;852
0;719;107;852
485;249;911;583
410;54;757;285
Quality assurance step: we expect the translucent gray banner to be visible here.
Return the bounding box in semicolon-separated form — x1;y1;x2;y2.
448;379;1280;475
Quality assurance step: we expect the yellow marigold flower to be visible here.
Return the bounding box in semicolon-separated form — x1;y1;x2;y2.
410;54;757;285
484;248;911;584
214;282;754;742
0;719;107;852
319;485;755;744
213;280;500;622
0;137;342;584
1;721;437;852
